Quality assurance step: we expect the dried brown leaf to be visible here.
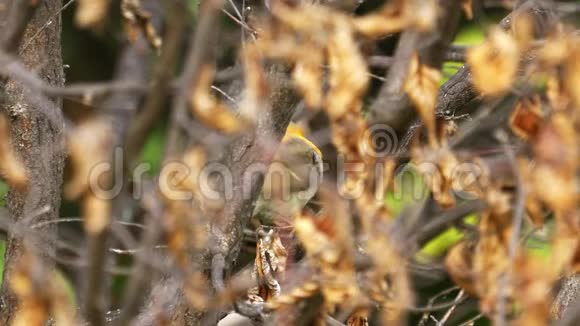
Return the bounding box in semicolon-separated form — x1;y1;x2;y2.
326;17;369;120
249;227;288;302
293;60;324;108
83;192;111;234
240;45;269;122
537;33;574;67
10;251;50;326
65;117;113;200
347;308;369;326
563;43;580;109
0;114;27;189
467;28;519;96
546;74;571;112
512;13;534;50
474;193;513;314
445;241;477;296
461;0;473;20
352;2;410;37
353;0;437;37
75;0;111;29
404;53;441;148
190;65;249;134
509;96;544;140
513;256;552;326
121;0;163;51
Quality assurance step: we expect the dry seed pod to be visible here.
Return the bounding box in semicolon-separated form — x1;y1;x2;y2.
121;0;162;50
0;114;27;189
248;227;288;302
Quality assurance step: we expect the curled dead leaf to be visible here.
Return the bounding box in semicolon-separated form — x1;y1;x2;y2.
190;65;249;134
9;250;76;326
83;192;111;235
445;241;477;296
240;45;269;122
353;0;437;37
474;200;513;314
75;0;111;29
121;0;163;50
293;60;324;109
65;117;113;200
326;17;369;121
248;227;288;302
563;43;580;108
512;12;534;50
404;53;441;148
0;114;27;189
509;96;544;140
461;0;473;20
353;1;410;37
467;28;519;96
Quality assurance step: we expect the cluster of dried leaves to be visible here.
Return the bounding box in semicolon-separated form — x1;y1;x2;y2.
0;0;579;325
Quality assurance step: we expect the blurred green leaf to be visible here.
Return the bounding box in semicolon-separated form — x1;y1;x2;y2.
524;221;554;259
416;214;478;262
453;23;485;46
189;0;199;16
0;181;7;207
440;23;486;84
385;166;428;215
137;122;167;176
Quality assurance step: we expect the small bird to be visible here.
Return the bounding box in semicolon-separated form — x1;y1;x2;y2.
251;123;323;228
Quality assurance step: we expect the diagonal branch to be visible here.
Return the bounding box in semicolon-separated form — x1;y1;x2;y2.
368;0;462;138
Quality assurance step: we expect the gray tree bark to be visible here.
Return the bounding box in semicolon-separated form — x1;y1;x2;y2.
0;0;65;323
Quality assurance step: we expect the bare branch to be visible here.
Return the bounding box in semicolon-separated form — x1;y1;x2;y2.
164;0;225;159
0;0;39;53
368;0;462;137
125;0;189;165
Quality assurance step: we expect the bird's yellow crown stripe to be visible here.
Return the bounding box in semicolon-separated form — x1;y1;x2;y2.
283;123;322;158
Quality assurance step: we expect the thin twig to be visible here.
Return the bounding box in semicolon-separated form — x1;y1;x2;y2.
0;0;39;53
438;290;464;325
115;197;165;326
125;0;189;165
419;286;461;326
211;85;238;105
495;130;527;326
221;8;257;34
165;0;225;159
458;313;484;326
21;0;76;51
